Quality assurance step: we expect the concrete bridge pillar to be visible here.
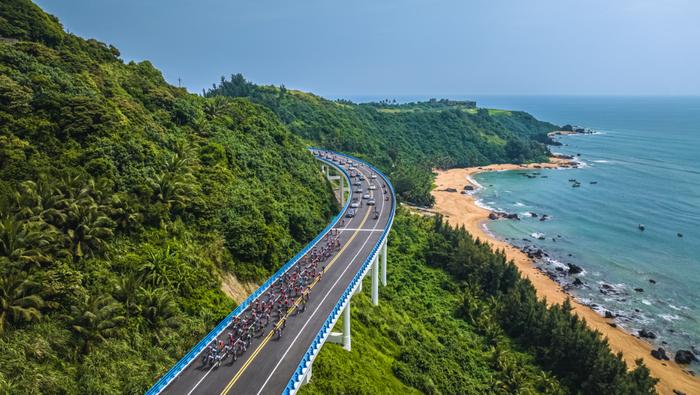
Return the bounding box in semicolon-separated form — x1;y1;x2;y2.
328;299;352;352
342;300;351;351
372;255;379;306
381;240;387;286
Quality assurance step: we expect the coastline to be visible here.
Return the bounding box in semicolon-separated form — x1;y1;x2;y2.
431;159;700;395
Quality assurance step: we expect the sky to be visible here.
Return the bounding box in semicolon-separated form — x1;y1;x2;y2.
35;0;700;97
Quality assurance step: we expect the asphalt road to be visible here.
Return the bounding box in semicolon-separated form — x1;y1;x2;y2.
161;151;393;395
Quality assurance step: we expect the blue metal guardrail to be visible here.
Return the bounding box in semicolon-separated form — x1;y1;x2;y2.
283;151;396;394
146;152;352;395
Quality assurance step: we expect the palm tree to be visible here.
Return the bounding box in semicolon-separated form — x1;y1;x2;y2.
136;287;180;344
138;245;195;294
0;215;54;269
0;271;44;334
203;96;230;120
114;273;141;323
67;294;125;354
70;207;114;259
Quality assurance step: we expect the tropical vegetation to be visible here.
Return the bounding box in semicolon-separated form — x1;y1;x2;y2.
206;75;558;205
0;1;658;394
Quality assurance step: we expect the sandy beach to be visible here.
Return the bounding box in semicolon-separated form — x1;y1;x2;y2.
431;160;700;395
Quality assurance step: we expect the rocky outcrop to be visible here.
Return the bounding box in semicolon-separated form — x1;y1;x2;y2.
674;350;698;365
638;329;656;339
567;263;583;274
651;347;670;361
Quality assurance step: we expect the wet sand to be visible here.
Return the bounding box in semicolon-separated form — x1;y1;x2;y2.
431;160;700;395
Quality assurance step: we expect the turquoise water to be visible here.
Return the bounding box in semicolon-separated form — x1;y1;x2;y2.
471;96;700;361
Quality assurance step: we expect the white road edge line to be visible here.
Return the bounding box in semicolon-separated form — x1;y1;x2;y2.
255;170;386;394
184;157;367;395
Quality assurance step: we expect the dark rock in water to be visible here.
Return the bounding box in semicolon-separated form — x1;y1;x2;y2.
568;253;573;257
552;238;556;242
555;267;564;272
488;212;499;220
604;310;614;319
638;224;645;231
573;278;584;286
651;347;670;361
522;238;531;242
675;350;698;364
649;279;656;284
677;233;683;238
464;185;475;191
635;308;641;313
590;181;598;184
530;212;538;218
638;329;656;339
634;288;644;293
505;213;520;220
567;263;583;274
673;390;687;395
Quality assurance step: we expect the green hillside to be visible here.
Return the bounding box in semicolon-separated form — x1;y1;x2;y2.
206;75;558;205
0;1;659;394
0;0;335;392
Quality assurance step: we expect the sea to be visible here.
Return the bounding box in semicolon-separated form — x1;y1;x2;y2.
343;95;700;365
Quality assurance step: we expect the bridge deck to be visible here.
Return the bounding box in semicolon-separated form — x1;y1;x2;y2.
161;151;393;395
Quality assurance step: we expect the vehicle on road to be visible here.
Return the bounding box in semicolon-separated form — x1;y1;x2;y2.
368;199;376;206
369;184;376;190
346;208;356;218
354;188;363;193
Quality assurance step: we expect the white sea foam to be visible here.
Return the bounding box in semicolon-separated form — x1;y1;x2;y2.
465;175;483;190
641;299;652;306
659;313;682;322
530;232;546;239
474;199;496;211
514;202;525;207
592;160;611;163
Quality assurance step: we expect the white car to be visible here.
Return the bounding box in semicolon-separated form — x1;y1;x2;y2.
367;199;376;206
369;184;376;190
362;194;371;199
371;174;377;179
351;202;360;208
354;188;363;194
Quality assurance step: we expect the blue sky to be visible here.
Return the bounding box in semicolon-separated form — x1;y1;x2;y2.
36;0;700;97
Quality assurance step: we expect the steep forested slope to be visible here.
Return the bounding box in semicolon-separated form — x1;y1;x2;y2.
206;75;558;205
0;1;335;392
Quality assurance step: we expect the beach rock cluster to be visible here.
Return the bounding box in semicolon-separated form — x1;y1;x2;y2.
675;350;698;364
488;211;520;221
638;329;656;339
651;347;670;361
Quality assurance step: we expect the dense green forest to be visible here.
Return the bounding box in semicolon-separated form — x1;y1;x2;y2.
0;1;659;394
206;75;558;205
0;0;335;392
302;211;657;394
